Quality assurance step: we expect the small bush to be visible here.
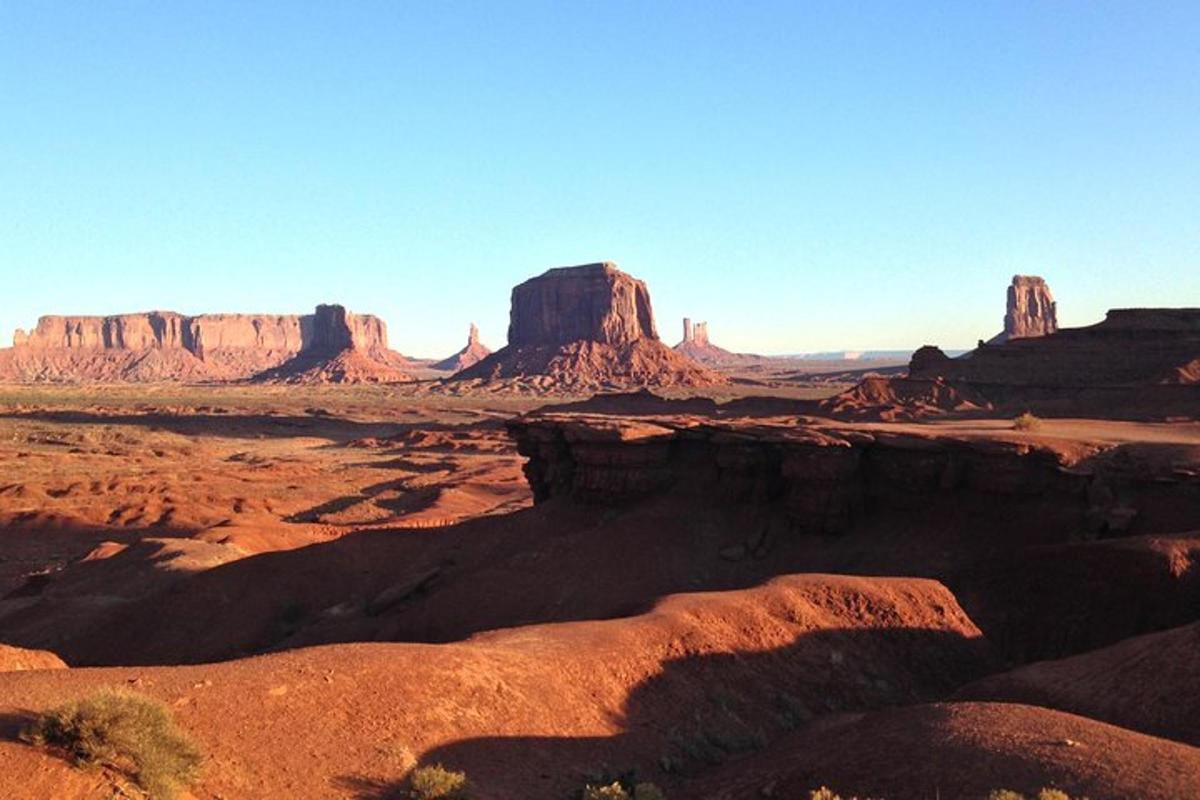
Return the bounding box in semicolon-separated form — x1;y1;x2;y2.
810;789;842;800
583;784;630;800
1037;791;1071;800
21;688;202;800
409;763;471;799
1012;412;1042;431
581;782;666;800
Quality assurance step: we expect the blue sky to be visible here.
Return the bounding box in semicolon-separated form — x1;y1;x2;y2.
2;1;1197;356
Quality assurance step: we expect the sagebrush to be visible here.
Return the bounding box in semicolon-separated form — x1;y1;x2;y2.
21;688;202;800
581;781;667;800
409;763;471;799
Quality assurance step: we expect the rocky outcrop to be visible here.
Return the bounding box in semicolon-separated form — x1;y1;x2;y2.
989;275;1057;344
507;414;1200;534
865;308;1200;420
451;263;727;391
908;345;950;375
507;412;1200;661
433;323;492;373
0;304;410;383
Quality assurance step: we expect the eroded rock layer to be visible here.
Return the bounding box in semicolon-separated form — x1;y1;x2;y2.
843;308;1200;420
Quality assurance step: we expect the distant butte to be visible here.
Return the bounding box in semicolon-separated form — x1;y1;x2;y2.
432;323;492;373
674;317;760;366
0;304;413;383
450;262;728;391
988;274;1058;344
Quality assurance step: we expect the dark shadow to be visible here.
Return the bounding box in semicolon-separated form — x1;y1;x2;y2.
0;710;37;743
332;625;995;799
331;774;404;800
0;410;506;446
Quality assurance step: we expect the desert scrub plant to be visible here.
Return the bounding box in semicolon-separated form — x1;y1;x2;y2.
21;688;202;800
1012;411;1042;431
581;782;667;800
988;791;1083;800
408;763;471;799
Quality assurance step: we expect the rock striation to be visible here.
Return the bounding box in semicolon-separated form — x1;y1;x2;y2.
451;263;727;391
0;304;412;383
507;263;657;348
989;275;1058;344
432;323;493;373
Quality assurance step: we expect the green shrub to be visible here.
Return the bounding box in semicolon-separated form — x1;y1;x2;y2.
21;688;202;800
1012;412;1042;431
409;763;471;799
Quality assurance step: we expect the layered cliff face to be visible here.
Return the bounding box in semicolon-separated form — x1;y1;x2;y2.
989;275;1058;344
451;263;727;391
0;305;409;383
507;263;657;347
507;412;1200;659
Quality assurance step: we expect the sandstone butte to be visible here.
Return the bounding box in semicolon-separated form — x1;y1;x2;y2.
0;303;413;383
988;274;1058;344
450;262;728;390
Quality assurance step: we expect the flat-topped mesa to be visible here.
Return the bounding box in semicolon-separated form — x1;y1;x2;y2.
991;275;1057;343
12;305;388;357
451;262;727;390
508;262;658;347
2;304;408;383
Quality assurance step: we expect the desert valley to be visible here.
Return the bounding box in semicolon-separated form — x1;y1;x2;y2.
0;261;1198;800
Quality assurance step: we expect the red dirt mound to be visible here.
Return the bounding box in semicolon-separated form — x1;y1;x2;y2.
690;701;1200;800
452;338;726;391
960;621;1200;747
0;575;991;800
0;643;66;672
253;346;414;384
532;388;719;416
819;376;990;420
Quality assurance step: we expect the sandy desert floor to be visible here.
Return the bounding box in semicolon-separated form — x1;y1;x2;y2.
1;383;1198;800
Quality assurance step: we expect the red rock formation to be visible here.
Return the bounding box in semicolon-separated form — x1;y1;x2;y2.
452;263;727;391
507;262;657;347
0;305;410;383
990;274;1058;343
858;308;1200;420
432;323;492;373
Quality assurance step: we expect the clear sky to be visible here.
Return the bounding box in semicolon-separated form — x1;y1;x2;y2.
2;1;1197;356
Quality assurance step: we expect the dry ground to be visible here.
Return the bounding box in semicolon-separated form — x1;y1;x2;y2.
1;383;1198;799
